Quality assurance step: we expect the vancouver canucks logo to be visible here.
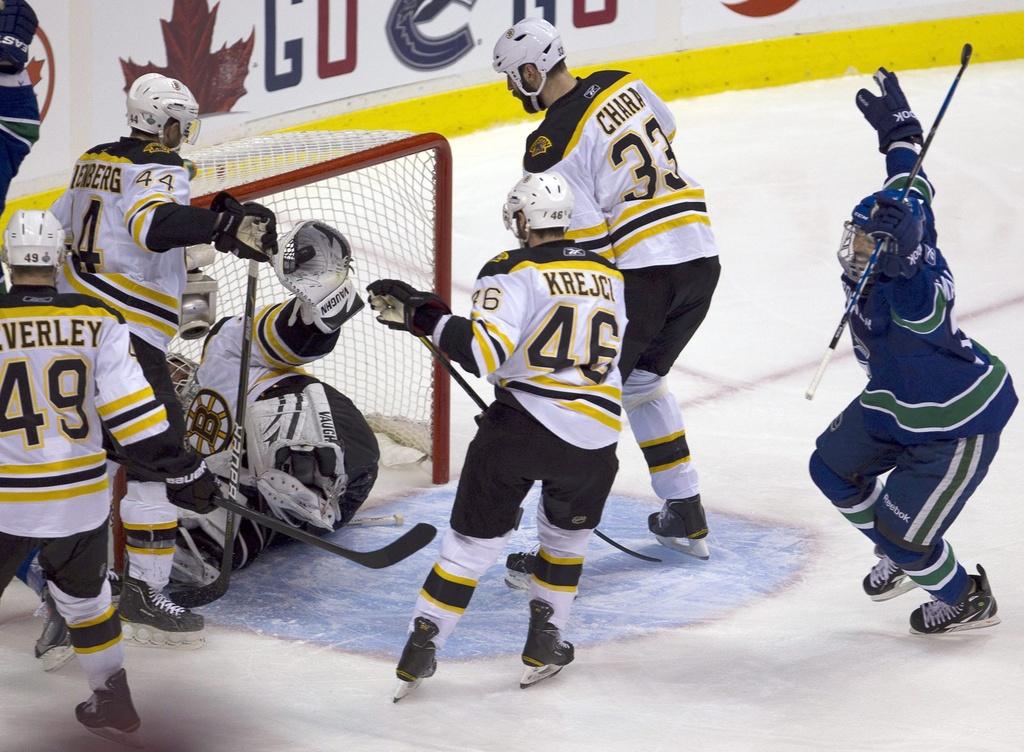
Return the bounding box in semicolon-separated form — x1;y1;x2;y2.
387;0;478;71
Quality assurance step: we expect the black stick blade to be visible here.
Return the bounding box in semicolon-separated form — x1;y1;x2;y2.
347;522;437;569
961;43;972;65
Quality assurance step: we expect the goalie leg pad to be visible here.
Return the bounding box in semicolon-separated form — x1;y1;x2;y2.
247;383;347;530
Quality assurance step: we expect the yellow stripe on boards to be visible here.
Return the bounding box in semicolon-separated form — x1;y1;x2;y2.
4;13;1022;229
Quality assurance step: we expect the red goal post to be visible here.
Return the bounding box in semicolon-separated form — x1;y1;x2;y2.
182;130;452;484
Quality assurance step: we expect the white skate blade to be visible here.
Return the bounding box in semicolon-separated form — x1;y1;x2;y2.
869;577;919;602
655;535;710;560
84;725;145;749
520;663;564;688
39;644;74;672
393;678;421;703
504;569;531;591
911;614;1001;636
122;621;205;650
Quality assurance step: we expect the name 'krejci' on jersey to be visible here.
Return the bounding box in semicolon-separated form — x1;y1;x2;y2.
432;241;627;450
50;138;190;350
524;70;718;271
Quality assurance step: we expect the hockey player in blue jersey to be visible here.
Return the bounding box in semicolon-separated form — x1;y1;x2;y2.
808;67;1017;635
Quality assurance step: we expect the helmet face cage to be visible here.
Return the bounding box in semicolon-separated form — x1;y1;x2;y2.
837;221;875;281
165;351;200;409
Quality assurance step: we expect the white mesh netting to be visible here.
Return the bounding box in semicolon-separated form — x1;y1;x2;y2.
175;131;447;462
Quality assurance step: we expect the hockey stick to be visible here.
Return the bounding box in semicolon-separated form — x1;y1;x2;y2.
202;495;435;569
417;337;661;563
174;259;260;608
805;43;973;400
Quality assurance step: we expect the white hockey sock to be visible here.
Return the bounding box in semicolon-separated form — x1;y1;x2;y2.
49;580;124;691
410;528;509;649
121;480;177;589
532;503;591;630
623;369;700;500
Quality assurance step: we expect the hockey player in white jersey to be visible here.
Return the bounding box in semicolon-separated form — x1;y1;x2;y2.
0;210;224;745
171;221;379;586
368;173;626;698
48;73;278;645
494;19;721;558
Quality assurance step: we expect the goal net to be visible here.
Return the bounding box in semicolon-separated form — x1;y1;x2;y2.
180;130;451;483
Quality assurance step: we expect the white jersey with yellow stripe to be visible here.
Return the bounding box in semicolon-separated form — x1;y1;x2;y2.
186;298;340;457
432;241;626;450
0;289;170;538
523;70;718;271
50;137;190;351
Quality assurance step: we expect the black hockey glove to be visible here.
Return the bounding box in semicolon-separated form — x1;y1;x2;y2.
210;191;278;262
856;68;923;153
366;278;451;337
165;454;225;515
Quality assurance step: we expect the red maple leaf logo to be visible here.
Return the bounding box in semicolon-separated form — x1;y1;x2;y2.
120;0;254;115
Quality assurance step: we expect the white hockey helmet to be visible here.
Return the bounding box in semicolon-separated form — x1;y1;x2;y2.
126;73;201;147
503;172;574;242
493;17;565;111
2;210;66;268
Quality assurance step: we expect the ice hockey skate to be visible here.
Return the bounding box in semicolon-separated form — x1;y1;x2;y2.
504;548;537;591
520;599;574;688
647;495;710;559
75;668;142;747
34;588;73;672
863;554;917;601
910;565;1000;635
393;617;439;702
118;574;205;649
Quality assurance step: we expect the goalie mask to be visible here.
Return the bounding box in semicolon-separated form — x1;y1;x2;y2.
275;220;364;332
166;351;199;409
246;383;347;531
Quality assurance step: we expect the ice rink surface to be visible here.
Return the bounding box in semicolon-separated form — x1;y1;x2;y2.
2;61;1022;752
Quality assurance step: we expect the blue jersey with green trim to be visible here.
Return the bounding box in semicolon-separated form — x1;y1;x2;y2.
845;145;1017;444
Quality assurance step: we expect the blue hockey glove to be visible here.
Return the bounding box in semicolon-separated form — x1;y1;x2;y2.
0;0;38;74
856;68;923;153
861;191;924;278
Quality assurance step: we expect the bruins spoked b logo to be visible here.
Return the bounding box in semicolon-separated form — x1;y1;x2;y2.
186;388;233;455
